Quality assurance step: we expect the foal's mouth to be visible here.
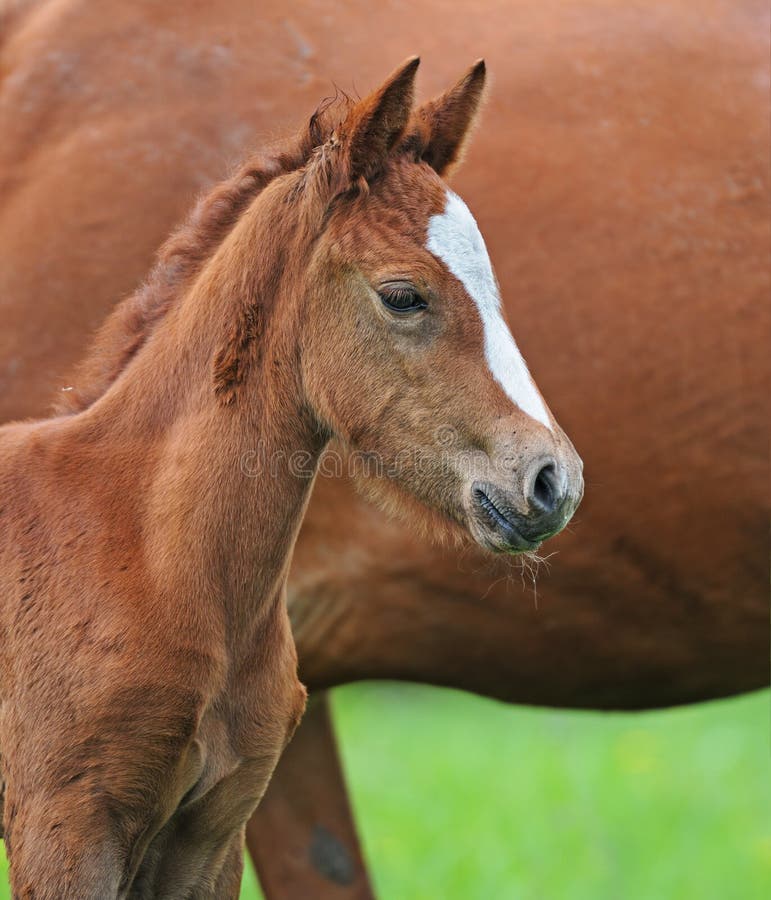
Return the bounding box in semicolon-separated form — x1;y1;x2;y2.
470;483;541;553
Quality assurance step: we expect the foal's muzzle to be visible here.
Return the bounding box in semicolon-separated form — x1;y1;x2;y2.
470;454;583;553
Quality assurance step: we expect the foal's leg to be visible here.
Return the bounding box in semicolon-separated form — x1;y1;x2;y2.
210;834;247;900
147;825;245;900
135;731;303;898
1;682;206;899
3;796;123;899
4;750;203;900
135;603;307;898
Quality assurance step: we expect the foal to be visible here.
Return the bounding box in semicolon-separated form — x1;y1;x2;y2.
0;59;582;897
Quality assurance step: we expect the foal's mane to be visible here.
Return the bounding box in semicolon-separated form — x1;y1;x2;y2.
54;102;349;415
55;79;438;416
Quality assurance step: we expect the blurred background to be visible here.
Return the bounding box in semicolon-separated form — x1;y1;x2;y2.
2;686;770;899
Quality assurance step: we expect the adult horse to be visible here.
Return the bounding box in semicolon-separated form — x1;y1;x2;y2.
1;0;767;896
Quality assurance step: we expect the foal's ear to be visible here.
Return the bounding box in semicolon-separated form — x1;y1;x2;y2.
339;57;420;185
415;59;487;176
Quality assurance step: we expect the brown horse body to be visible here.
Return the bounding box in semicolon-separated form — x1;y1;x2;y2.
0;154;314;896
1;0;768;896
0;53;583;895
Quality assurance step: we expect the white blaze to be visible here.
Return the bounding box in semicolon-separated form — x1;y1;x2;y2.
426;190;552;431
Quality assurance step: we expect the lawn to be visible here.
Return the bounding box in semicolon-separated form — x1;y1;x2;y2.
1;687;768;899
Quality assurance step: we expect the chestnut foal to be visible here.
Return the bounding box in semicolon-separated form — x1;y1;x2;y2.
0;59;581;897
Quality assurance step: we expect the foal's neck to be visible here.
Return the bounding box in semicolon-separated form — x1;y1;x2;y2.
79;180;323;637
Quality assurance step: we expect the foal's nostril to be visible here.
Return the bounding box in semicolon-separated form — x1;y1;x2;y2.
530;463;560;514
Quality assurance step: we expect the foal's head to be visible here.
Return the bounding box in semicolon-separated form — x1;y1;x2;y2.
245;59;583;552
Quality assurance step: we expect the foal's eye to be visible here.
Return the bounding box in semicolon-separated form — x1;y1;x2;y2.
378;285;427;315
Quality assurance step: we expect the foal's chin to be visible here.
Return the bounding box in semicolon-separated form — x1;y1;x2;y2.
348;469;566;561
348;468;543;558
465;513;544;556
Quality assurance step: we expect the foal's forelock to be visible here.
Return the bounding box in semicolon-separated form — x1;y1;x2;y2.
52;73;481;417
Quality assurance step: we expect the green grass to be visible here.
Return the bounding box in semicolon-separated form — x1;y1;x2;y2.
1;688;768;899
333;686;770;900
